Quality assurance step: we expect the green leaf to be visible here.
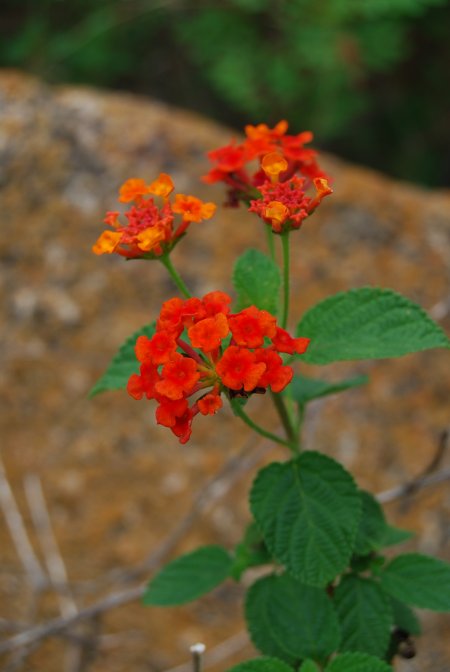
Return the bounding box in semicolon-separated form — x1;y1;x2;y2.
299;662;320;672
226;658;294;672
390;597;421;635
246;574;340;662
231;522;272;580
379;553;450;611
296;288;449;365
250;452;361;586
353;492;413;555
89;322;155;397
268;574;340;661
143;545;232;606
326;652;393;672
353;491;388;555
334;575;393;657
233;248;281;314
379;524;414;547
288;374;368;406
245;575;296;664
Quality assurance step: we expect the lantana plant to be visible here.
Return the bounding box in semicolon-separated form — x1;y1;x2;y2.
91;121;450;672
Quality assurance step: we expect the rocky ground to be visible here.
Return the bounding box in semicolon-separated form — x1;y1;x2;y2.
0;70;449;671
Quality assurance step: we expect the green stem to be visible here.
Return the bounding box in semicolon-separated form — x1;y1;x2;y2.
281;231;290;329
270;391;298;451
231;400;294;451
265;225;276;261
160;255;192;298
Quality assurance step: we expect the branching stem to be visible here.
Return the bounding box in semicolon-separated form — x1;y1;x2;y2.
270;391;299;453
231;400;293;450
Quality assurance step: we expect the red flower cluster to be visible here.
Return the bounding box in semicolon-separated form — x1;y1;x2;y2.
203;120;328;198
249;173;332;234
202;121;332;233
127;292;310;444
93;174;216;258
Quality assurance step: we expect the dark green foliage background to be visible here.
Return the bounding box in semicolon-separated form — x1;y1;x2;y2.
2;0;448;186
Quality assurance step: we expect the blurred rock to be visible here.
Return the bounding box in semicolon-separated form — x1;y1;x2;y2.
0;70;449;671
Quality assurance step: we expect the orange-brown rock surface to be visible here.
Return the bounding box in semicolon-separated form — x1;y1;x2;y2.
0;70;449;671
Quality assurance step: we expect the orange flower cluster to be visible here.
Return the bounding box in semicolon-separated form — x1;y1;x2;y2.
127;292;310;444
93;174;216;258
203;120;328;201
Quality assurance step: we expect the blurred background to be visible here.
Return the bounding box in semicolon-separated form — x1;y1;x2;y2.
1;0;449;187
1;2;450;670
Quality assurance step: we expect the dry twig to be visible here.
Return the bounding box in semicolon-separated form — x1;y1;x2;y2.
0;432;273;656
0;453;46;591
24;473;78;619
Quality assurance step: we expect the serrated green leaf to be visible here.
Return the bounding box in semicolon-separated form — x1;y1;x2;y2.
326;652;393;672
296;288;449;365
231;522;272;580
390;597;421;635
246;574;340;663
143;545;232;606
334;575;393;657
268;574;340;661
226;658;294;672
89;322;155;397
379;524;414;547
250;452;361;586
379;553;450;611
245;576;296;664
288;374;368;406
354;491;388;555
233;248;281;314
299;662;320;672
353;492;413;555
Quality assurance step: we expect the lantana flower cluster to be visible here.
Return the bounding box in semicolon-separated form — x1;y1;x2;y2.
203;120;332;233
92;174;216;259
127;292;310;444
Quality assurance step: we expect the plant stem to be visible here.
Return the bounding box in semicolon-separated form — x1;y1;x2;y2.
265;225;276;261
160;255;192;298
231;400;294;450
270;391;299;451
281;231;290;329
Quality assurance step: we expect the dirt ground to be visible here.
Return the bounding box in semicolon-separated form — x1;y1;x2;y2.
0;70;449;671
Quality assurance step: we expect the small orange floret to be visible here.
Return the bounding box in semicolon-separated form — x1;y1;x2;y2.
148;173;175;199
264;201;290;233
254;349;293;393
172;195;217;223
92;230;122;255
157;297;186;335
202;291;232;317
136;225;167;253
104;211;120;227
272;327;310;355
229;306;277;348
127;373;145;400
308;178;333;212
197;392;223;416
171;408;194;444
216;346;266;392
245;121;288;141
261;153;288;182
155;353;200;400
206;142;248;172
118;178;150;203
156;397;189;428
188;313;229;353
136;332;177;365
127;363;160;400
